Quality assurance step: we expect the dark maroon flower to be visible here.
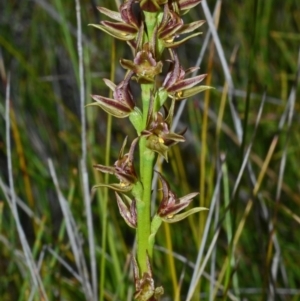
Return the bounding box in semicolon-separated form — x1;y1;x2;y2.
156;4;205;49
157;172;199;219
162;49;209;99
89;71;135;118
93;137;138;192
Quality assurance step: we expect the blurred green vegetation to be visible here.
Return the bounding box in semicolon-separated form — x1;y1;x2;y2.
0;0;300;300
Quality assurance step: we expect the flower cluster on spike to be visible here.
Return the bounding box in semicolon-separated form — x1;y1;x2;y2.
89;1;209;300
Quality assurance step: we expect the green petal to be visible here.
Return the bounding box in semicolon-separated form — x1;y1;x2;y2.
164;32;201;48
178;20;205;35
178;0;202;12
97;6;122;22
175;85;214;100
162;207;208;223
146;136;169;161
89;23;136;41
93;183;133;193
103;78;116;91
88;95;132;118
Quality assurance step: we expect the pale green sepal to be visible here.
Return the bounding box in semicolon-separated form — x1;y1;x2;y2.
92;183;133;193
86;102;130;118
165;32;202;48
97;7;122;22
129;107;143;134
162;207;208;223
88;24;136;41
175;85;214;100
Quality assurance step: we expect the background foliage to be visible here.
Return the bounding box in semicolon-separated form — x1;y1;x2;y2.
0;0;300;300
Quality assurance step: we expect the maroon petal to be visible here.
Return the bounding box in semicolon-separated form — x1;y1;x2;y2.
166;74;207;93
115;193;137;228
178;0;202;11
97;6;122;22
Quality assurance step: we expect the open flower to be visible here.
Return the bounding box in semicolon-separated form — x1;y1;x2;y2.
156;4;205;49
141;96;185;161
133;255;164;301
90;0;140;41
161;49;210;100
93;137;138;192
115;193;137;228
120;43;163;83
157;172;199;221
89;71;135;118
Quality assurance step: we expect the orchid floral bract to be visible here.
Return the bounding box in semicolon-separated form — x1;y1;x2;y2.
90;1;210;299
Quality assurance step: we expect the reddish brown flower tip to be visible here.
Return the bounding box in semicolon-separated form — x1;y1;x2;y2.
133;255;164;301
156;172;198;219
89;72;135;118
115;193;137;228
93;137;139;192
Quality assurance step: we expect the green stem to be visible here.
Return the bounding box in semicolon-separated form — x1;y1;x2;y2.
135;83;156;274
133;8;162;277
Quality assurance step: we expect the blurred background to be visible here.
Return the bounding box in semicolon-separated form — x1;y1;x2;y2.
0;0;300;300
